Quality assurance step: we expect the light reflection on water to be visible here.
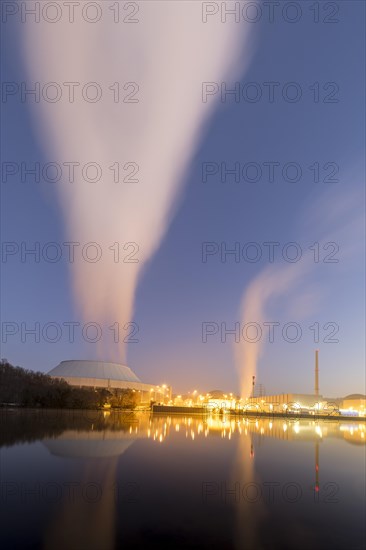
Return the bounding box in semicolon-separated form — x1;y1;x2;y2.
0;410;365;550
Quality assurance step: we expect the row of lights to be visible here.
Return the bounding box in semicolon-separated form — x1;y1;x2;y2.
103;412;365;442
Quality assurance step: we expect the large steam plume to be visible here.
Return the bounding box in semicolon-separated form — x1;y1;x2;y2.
21;2;255;360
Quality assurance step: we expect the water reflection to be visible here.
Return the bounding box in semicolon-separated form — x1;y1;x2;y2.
1;409;365;449
145;414;366;446
0;410;364;549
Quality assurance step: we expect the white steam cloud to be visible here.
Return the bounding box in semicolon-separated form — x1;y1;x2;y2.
236;185;364;398
235;260;313;398
21;2;255;360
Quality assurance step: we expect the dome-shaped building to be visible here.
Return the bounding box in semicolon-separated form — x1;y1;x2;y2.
341;393;366;415
48;360;168;403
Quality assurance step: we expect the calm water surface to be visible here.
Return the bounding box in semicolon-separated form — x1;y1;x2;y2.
0;410;365;550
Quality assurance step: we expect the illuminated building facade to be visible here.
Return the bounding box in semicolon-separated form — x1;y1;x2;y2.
246;393;327;412
48;360;170;404
340;394;366;416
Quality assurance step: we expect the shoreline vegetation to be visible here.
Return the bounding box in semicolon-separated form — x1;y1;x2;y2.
0;360;139;410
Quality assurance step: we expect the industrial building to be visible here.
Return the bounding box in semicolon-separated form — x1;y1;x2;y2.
245;350;366;416
240;351;327;412
247;393;326;412
340;394;366;416
48;360;169;403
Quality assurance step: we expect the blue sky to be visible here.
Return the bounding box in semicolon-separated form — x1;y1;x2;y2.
1;1;365;397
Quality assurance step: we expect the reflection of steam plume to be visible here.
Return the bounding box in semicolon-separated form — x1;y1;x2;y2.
232;431;265;550
44;459;118;550
42;429;137;550
22;3;254;360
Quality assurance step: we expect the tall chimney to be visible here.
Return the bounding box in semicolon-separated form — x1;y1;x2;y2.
315;350;319;398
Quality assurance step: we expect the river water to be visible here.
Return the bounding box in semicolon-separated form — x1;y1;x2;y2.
0;410;365;549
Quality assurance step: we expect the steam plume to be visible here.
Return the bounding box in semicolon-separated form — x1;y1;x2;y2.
236;186;364;398
21;2;255;360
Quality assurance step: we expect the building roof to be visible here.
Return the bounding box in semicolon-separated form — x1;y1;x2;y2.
343;394;366;400
208;390;230;399
48;360;141;383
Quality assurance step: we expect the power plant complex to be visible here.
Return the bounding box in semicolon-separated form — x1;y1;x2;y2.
249;349;325;411
48;352;365;416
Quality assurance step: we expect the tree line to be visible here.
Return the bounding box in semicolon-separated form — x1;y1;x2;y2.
0;360;138;410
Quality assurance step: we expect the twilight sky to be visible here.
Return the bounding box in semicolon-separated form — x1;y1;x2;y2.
1;1;365;397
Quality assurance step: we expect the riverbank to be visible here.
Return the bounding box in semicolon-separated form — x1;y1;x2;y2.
152;404;366;421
